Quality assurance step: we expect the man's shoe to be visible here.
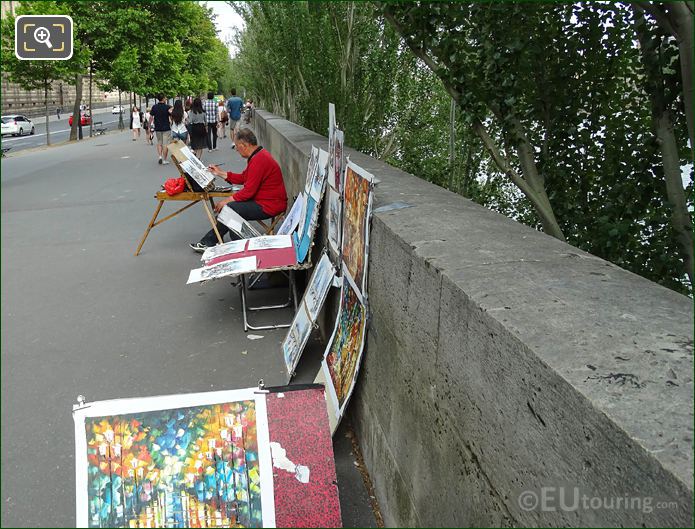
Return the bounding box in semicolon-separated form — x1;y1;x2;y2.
189;242;208;253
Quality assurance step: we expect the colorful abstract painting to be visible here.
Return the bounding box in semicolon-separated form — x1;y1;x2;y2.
340;162;373;299
323;273;367;415
74;390;274;528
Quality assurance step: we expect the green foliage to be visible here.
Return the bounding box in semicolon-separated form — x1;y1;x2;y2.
61;0;232;97
1;1;87;92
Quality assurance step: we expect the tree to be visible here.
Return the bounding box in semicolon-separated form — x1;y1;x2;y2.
633;7;694;285
1;1;86;145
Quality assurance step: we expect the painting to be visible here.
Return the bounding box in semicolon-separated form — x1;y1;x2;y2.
276;194;305;236
327;104;336;185
321;273;367;426
332;130;344;193
308;149;327;203
74;389;275;528
281;305;313;377
303;253;336;321
303;147;320;198
327;188;342;261
340;162;374;298
187;256;257;284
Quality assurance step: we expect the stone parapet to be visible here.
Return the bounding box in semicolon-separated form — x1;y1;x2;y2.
253;110;694;527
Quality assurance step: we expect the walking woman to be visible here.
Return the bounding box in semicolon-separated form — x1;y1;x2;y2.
170;100;189;144
131;105;142;141
188;97;207;160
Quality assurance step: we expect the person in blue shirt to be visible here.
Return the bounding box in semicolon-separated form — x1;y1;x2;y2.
226;88;244;148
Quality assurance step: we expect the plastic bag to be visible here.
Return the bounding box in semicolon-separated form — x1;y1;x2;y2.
164;176;186;196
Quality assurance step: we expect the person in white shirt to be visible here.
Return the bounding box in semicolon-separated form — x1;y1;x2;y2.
131;106;142;141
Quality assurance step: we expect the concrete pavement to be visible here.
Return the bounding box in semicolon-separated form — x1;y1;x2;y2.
0;130;377;527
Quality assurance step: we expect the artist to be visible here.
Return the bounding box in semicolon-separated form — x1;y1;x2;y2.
189;128;288;253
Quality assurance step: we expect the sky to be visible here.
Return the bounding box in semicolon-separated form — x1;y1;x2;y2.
204;1;245;57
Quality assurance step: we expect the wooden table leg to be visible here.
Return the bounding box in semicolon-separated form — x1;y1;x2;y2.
134;200;164;256
201;199;224;244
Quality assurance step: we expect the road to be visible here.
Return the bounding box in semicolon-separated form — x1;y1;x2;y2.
0;131;376;527
1;108;125;153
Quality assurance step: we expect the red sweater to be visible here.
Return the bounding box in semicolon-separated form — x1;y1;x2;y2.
225;147;288;216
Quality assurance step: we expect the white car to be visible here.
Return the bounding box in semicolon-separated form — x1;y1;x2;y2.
111;105;125;114
1;115;35;136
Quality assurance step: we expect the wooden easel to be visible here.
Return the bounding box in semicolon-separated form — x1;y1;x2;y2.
134;142;234;256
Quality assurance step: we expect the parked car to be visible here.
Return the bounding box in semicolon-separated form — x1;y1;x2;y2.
69;112;92;126
111;105;125;114
1;115;35;136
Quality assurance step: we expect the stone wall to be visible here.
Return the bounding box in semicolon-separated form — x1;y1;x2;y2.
1;73;124;117
253;110;694;527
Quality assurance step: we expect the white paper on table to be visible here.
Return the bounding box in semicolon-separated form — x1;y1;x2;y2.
277;193;305;235
201;239;248;262
247;234;293;251
187;255;257;284
218;207;261;238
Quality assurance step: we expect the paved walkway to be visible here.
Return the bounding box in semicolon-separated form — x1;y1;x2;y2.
0;130;377;527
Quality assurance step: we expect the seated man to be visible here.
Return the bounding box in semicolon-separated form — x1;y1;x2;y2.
190;128;288;253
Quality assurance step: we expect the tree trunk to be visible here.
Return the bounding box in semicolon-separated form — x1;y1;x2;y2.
88;64;94;137
656;111;694;286
632;1;694;159
448;98;456;191
635;9;694;288
44;80;50;146
667;2;694;160
118;91;124;130
70;73;82;141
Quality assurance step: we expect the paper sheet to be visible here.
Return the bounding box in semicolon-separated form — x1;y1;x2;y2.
201;239;248;262
247;234;293;251
187;255;257;284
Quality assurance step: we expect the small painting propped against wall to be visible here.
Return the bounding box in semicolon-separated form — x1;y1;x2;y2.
282;253;336;379
327;187;342;260
340;161;374;300
73;388;275;528
316;271;367;433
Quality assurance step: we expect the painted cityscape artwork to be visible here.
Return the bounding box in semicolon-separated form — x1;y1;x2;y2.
324;274;367;410
81;400;267;528
341;163;373;297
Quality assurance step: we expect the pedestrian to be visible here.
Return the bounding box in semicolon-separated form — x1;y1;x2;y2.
188;97;207;160
56;107;61;120
170;100;189;144
204;92;218;152
226;88;244;148
143;107;152;144
189;127;288;252
150;94;172;165
131;105;142;141
217;100;228;139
